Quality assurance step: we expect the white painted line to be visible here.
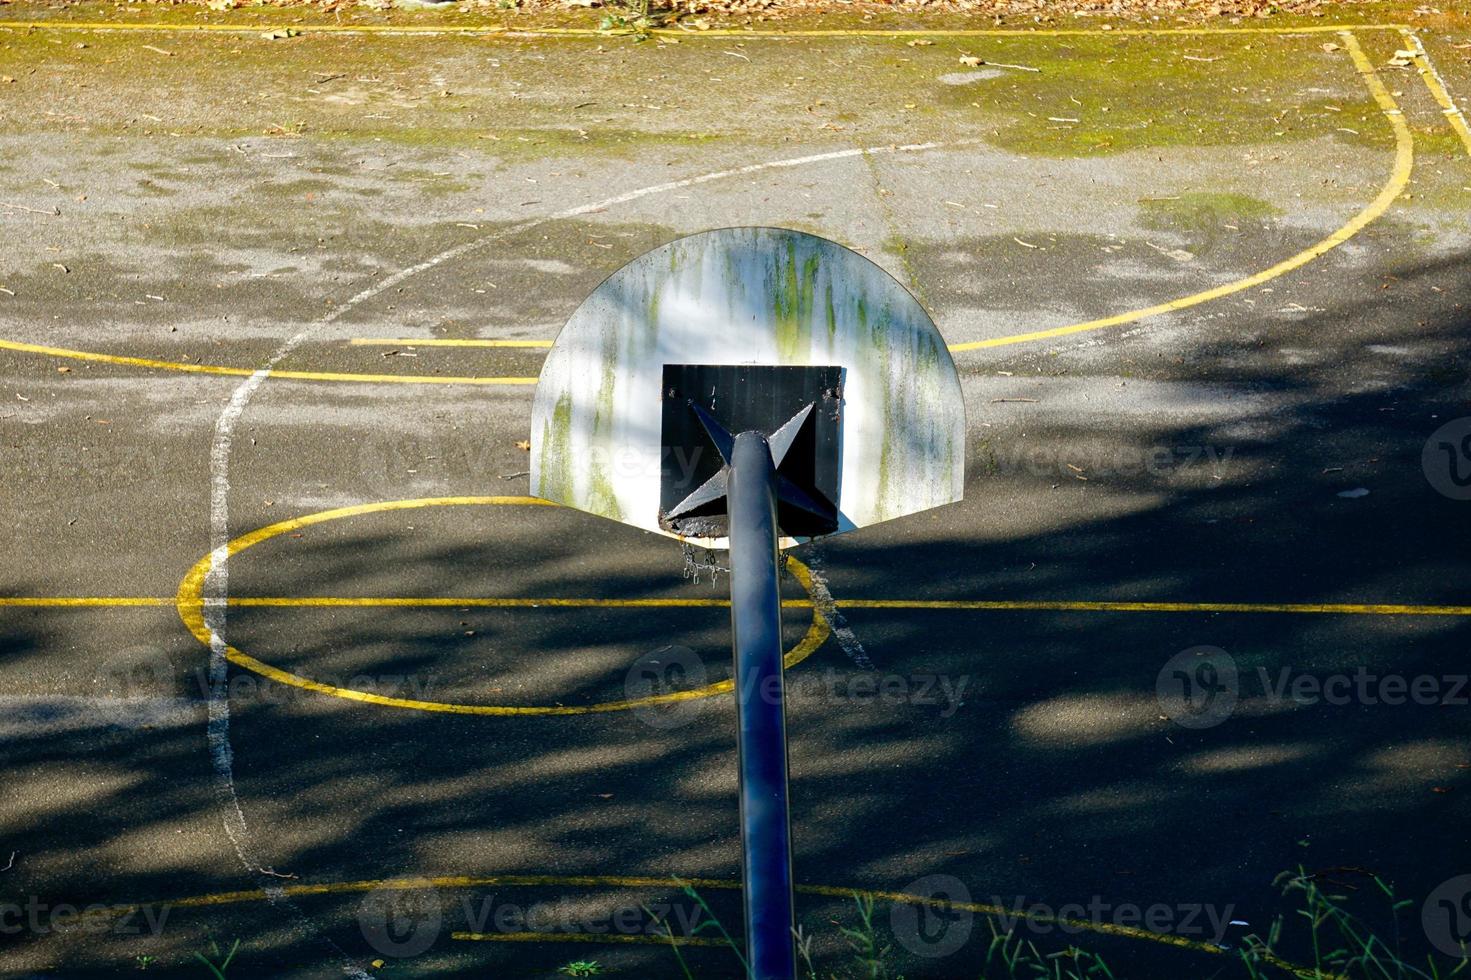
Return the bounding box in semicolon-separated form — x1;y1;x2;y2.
1402;29;1471;156
202;138;978;966
801;552;874;671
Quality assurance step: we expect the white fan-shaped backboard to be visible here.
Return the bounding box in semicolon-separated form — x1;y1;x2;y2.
530;227;964;547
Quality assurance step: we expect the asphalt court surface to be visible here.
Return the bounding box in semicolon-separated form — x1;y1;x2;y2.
2;11;1471;977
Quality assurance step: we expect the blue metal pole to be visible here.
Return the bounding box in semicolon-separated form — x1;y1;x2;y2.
727;430;797;980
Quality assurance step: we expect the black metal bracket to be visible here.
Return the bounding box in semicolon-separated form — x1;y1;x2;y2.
658;364;843;539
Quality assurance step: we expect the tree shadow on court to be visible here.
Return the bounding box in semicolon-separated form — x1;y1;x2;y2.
5;247;1471;978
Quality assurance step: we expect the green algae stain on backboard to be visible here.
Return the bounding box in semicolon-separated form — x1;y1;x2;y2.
530;227;965;548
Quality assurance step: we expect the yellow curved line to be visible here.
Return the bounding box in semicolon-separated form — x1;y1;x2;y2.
0;32;1409;379
174;496;830;715
80;871;1323;974
949;32;1412;352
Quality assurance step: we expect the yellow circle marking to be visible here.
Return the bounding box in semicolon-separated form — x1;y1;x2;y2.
83;872;1322;976
0;34;1411;383
174;496;830;715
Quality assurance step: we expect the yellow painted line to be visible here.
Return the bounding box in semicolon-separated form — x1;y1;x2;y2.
350;337;554;349
636;23;1406;38
232;596;738;608
0;337;537;384
12;594;1471;615
0;19;1409;38
453;931;725;946
837;598;1471;616
226;597;1471;615
78;871;1323;976
950;31;1413;352
270;369;536;384
0;338;259;379
1401;29;1471;159
0;596;171;607
174;496;830;715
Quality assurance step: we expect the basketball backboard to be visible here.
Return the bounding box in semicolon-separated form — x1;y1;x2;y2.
530;227;964;548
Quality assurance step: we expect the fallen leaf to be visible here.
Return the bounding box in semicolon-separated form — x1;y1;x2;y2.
515;439;531;451
56;367;70;374
959;55;983;67
906;39;935;47
1321;41;1340;52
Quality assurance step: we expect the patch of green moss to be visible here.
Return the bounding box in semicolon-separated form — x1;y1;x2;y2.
1139;192;1282;231
931;34;1393;157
